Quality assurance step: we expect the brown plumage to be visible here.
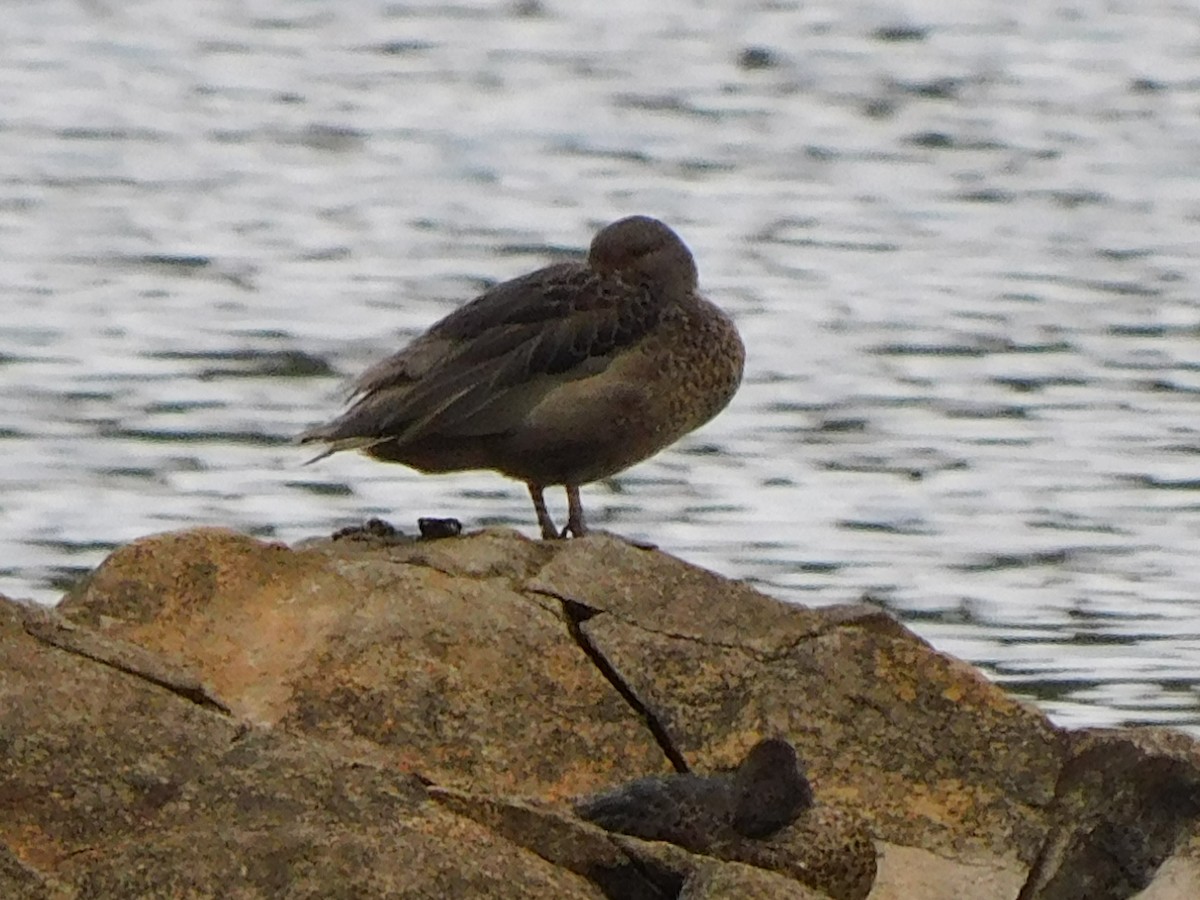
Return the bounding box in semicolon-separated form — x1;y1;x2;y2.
573;738;814;850
298;215;745;539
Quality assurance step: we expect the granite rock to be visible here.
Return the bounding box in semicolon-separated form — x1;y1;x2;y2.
0;526;1193;897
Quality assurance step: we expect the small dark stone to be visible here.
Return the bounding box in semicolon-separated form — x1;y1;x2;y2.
418;517;463;540
574;738;813;852
331;518;404;542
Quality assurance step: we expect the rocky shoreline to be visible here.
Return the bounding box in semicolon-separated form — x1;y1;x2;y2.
2;526;1198;898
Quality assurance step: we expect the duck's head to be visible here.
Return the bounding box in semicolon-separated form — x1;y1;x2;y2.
588;215;699;297
731;737;814;838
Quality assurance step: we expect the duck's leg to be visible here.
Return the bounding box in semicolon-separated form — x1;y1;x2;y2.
564;484;588;538
527;483;560;540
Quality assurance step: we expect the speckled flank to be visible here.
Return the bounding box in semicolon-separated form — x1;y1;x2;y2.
300;215;744;539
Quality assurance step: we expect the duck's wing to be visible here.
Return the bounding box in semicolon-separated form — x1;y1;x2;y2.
307;261;662;446
348;262;594;400
573;777;688;840
574;775;731;849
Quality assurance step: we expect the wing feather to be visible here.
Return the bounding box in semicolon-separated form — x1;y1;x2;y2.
301;260;663;450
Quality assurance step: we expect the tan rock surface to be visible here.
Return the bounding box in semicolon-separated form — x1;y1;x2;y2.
429;784;871;900
1018;728;1200;900
529;534;1064;860
679;858;833;899
1;597;605;900
60;527;669;799
1;525;1195;897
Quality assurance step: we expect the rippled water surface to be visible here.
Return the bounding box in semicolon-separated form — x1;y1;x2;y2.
3;0;1199;733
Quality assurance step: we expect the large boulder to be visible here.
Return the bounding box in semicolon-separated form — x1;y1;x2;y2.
0;598;603;900
1;525;1196;897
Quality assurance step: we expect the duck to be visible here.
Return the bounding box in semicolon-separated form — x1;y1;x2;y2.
299;215;744;539
573;738;814;850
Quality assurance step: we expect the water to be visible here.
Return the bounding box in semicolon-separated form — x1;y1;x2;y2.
2;0;1199;734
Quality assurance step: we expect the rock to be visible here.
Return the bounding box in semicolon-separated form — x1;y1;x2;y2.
0;525;1193;897
871;843;1027;899
710;805;878;900
570;737;876;899
428;785;841;900
1017;728;1200;900
680;858;831;899
59;527;670;798
528;534;1064;860
0;841;59;899
0;596;603;899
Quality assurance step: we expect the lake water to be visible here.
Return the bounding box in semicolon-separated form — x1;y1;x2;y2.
2;0;1199;734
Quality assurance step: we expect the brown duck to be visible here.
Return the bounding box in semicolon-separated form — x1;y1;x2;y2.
299;215;744;539
573;738;814;850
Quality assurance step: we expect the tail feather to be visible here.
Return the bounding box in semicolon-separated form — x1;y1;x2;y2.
296;429;386;465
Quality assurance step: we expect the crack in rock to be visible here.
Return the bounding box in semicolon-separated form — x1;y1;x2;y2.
23;616;231;715
529;583;858;667
530;585;782;662
559;598;691;774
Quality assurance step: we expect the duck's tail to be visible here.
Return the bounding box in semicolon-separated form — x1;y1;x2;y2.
294;428;386;465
